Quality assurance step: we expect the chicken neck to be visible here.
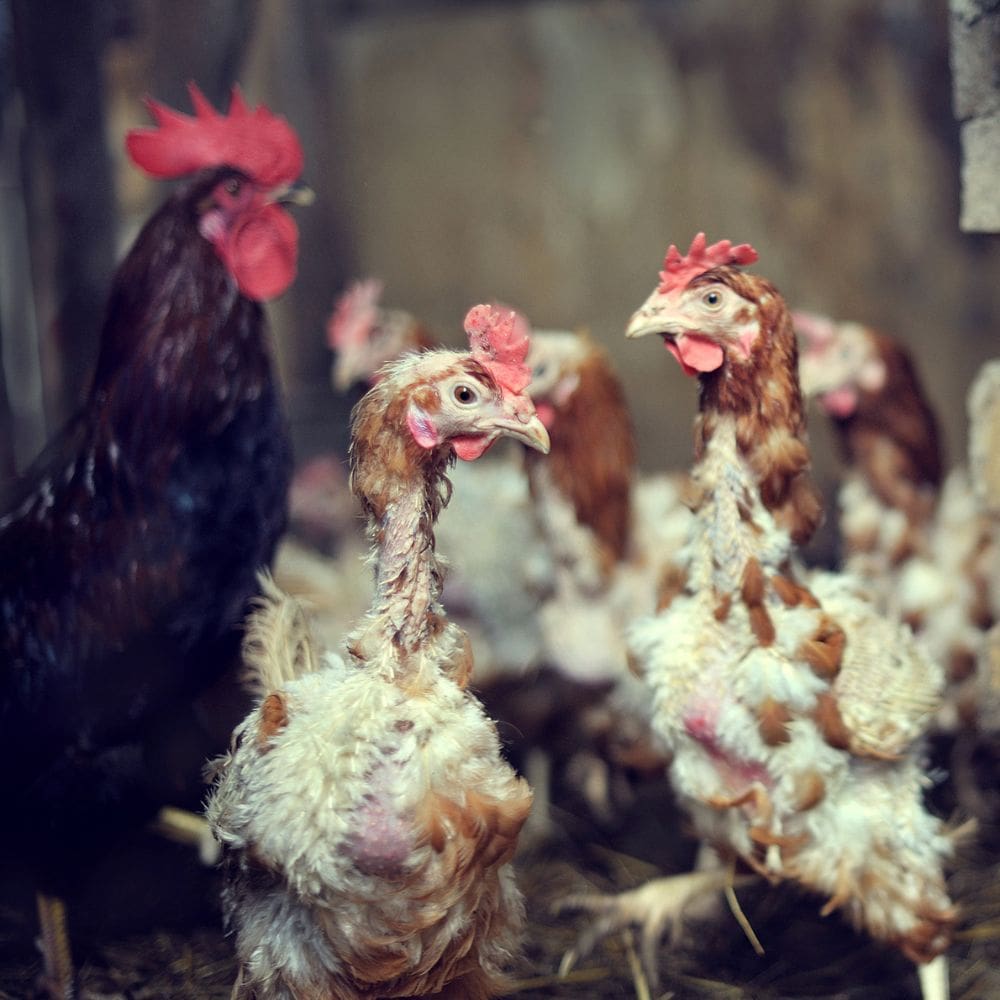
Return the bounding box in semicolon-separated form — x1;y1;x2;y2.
686;416;794;597
365;481;448;656
91;175;273;449
348;387;458;675
692;284;821;551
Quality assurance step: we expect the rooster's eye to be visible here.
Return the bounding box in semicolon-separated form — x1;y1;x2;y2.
224;177;242;197
453;384;478;405
702;290;724;309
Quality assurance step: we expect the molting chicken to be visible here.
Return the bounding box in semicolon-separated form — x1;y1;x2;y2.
325;280;549;680
559;236;955;1000
206;305;549;999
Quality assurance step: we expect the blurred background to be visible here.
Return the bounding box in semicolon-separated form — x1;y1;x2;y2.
1;0;997;507
1;2;999;995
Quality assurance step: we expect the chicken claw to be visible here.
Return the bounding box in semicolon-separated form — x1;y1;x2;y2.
917;954;950;1000
555;868;734;988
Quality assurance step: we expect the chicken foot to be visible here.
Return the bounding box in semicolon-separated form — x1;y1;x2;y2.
31;810;213;1000
555;862;751;991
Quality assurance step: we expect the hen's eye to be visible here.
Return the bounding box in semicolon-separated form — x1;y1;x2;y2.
702;290;723;309
224;177;242;196
453;384;477;405
533;363;548;378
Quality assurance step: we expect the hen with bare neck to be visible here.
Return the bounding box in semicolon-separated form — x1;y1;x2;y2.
559;236;955;1000
207;306;549;1000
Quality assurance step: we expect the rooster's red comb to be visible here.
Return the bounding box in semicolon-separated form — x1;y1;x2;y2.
657;233;758;294
327;279;383;350
125;82;303;188
463;304;532;396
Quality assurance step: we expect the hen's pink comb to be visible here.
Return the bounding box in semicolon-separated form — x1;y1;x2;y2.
126;82;303;188
327;279;383;350
657;232;758;294
463;304;532;396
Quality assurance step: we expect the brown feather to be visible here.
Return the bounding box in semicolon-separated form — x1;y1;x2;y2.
835;331;943;502
695;270;823;545
790;770;826;812
740;557;766;607
713;592;733;622
657;563;688;612
757;697;792;745
310;782;534;998
771;573;802;607
532;344;636;575
350;384;445;530
813;691;851;750
417;965;501;1000
256;693;288;749
748;604;776;646
349;359;500;529
798;616;846;679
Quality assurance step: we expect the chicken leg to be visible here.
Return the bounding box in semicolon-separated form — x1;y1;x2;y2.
919;955;949;1000
36;891;74;1000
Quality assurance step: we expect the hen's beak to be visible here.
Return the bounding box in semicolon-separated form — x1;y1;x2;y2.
626;309;669;340
497;410;550;454
332;349;364;392
270;180;316;207
625;288;727;376
625;289;697;341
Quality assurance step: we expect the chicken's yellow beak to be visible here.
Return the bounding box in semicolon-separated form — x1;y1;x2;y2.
626;310;667;340
626;288;669;340
625;289;696;340
495;411;550;454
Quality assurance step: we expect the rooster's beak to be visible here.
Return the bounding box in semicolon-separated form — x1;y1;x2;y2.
270;180;315;207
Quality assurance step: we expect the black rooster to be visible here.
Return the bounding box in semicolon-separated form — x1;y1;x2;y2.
0;84;306;997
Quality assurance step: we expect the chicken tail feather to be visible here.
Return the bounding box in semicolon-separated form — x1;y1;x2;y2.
241;572;319;696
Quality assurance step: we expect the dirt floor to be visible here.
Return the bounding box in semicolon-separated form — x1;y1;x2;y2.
2;708;1000;1000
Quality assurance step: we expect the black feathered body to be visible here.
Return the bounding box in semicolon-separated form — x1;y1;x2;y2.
0;168;292;889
